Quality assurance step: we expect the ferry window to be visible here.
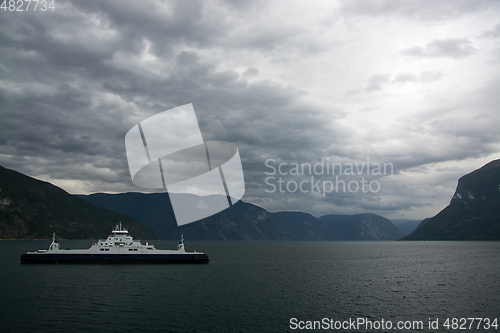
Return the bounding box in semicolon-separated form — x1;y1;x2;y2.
100;249;104;251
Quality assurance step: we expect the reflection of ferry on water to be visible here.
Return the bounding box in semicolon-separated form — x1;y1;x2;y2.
20;223;209;264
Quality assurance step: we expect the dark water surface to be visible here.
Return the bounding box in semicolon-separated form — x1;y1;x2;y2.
0;241;498;332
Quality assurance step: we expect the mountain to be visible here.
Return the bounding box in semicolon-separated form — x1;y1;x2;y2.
391;219;422;235
0;166;159;240
319;214;406;240
79;193;404;241
402;159;500;240
77;192;296;240
273;212;408;240
272;211;332;240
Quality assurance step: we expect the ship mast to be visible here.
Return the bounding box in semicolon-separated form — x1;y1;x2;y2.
49;232;59;251
178;234;185;251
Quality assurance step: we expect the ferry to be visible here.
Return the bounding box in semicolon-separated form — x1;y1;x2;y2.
20;223;209;264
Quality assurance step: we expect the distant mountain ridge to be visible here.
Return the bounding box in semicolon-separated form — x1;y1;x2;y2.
391;219;421;235
78;193;405;241
319;214;406;240
0;166;159;240
76;192;296;241
272;211;332;240
402;159;500;240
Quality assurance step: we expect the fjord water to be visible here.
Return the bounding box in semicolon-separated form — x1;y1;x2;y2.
1;241;498;332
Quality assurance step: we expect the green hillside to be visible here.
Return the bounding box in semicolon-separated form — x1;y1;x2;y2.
0;166;159;240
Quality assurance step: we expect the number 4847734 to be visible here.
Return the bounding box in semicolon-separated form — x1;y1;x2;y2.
1;0;56;11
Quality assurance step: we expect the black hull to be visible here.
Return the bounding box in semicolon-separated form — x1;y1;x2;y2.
20;253;209;264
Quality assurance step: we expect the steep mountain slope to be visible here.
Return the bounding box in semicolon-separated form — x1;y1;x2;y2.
402;159;500;240
0;166;159;240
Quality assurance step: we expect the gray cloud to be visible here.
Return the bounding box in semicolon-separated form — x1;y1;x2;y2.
347;71;443;95
392;72;417;84
479;23;500;39
401;38;476;58
339;0;498;21
243;67;259;79
419;71;443;83
366;74;390;92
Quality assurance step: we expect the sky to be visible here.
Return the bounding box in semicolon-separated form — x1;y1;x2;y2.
1;0;499;221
